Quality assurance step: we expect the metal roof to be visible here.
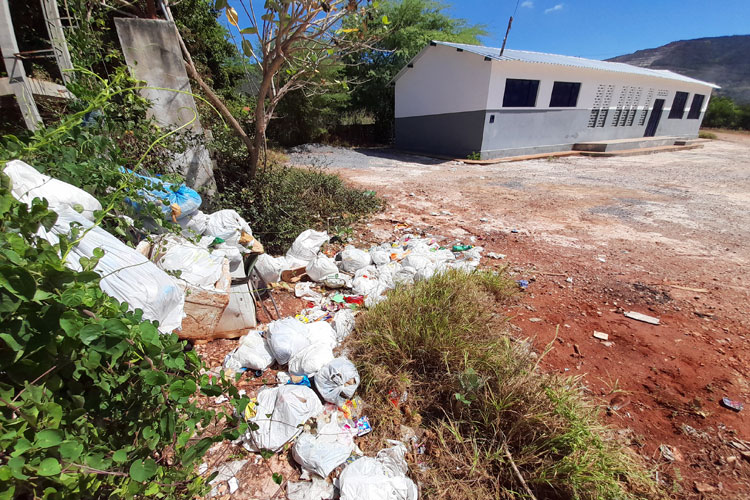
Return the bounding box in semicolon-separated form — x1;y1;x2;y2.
397;41;719;88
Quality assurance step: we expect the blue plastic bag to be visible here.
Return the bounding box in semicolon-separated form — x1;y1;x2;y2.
121;168;201;221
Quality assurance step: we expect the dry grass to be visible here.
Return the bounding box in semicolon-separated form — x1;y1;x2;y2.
347;269;659;500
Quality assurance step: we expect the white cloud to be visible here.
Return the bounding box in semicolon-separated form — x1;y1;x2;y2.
521;1;534;7
544;3;564;14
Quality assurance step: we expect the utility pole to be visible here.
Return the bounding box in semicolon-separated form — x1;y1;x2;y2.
499;16;513;57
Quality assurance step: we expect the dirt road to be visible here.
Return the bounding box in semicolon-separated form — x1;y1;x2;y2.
290;138;750;497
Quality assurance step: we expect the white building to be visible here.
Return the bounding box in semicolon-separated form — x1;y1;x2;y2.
393;41;719;159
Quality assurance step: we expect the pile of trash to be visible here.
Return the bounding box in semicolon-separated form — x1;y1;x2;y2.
217;229;484;498
3;160;261;337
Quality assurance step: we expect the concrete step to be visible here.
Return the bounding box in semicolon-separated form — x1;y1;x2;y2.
573;136;680;152
578;144;703;157
674;138;710;146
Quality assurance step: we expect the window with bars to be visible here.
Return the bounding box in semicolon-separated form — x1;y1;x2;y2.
668;91;689;119
687;94;705;119
549;81;581;107
503;79;540;107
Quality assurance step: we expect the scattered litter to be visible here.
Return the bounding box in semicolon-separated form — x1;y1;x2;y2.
286;478;335;500
528;318;542;323
289;343;334;377
239;385;323;452
296;282;324;305
408;192;415;197
293;414;356;478
659;444;675;462
214;395;228;404
597;255;606;263
486;252;506;259
306;253;339;282
479;217;489;222
451;244;473;252
720;397;743;412
430;212;439;216
286;229;329;268
255;253;288;284
224;331;275;372
510;229;519;233
624;311;660;325
338;442;418;500
517;279;529;290
602;341;614;347
566;277;573;283
123;167;202;223
315;357;361;406
227;477;239;494
332;308;356;343
356;416;372;436
207;459;247;497
440;210;452;215
593;331;609;341
267;317;312;365
340;245;372;273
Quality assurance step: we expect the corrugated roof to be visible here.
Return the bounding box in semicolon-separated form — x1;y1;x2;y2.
404;41;719;88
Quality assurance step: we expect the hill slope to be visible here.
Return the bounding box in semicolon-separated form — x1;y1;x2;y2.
608;35;750;104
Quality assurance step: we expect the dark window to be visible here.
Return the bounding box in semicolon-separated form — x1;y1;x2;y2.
668;91;689;119
687;94;705;119
489;114;495;123
549;81;581;107
503;79;539;107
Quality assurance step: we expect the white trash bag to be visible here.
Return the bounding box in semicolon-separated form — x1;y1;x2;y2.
242;385;323;452
332;309;355;344
39;207;184;333
156;238;225;289
267;317;312;365
369;247;391;266
205;209;252;246
286;478;334;500
288;343;334;377
286;229;329;268
338;443;418;500
339;245;372;273
306;321;337;349
223;331;274;372
306;253;339;282
255;254;289;284
293;417;356;478
315;357;360;406
4;159;102;221
179;210;209;236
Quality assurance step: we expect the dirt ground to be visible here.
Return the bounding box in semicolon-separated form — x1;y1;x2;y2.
289;134;750;498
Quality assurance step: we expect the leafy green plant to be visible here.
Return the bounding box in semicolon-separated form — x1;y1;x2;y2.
0;184;242;499
466;151;481;160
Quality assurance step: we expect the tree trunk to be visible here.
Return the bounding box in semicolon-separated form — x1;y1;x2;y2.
183;62;255;158
249;94;266;179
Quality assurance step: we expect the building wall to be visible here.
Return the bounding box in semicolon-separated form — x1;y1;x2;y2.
481;60;714;157
394;45;715;159
394;44;492;156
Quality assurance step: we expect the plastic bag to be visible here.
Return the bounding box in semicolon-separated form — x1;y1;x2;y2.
292;417;356;478
121;167;201;221
315;357;360;406
401;254;432;272
286;478;335;500
339;443;418;500
296;282;323;305
179;210;209;236
155;238;225;288
288;343;334;377
339;245;372;273
306;321;337;349
205;209;252;246
4;160;102;221
41;207;184;333
369;247;391;266
255;254;289;284
223;331;274;372
242;385;323;452
306;253;339;282
332;309;355;344
286;229;328;268
267;318;312;365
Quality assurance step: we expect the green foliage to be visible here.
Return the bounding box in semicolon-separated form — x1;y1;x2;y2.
343;0;487;137
214;162;383;254
703;95;750;130
466;151;481;160
351;269;657;500
0;185;240;499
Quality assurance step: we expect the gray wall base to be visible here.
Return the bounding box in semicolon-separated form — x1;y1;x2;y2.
480;143;574;159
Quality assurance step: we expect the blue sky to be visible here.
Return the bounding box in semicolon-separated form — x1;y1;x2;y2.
446;0;750;59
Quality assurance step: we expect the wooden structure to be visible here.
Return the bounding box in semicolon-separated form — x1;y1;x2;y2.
0;0;74;130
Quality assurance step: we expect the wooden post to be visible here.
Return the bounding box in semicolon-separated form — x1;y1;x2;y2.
39;0;74;84
0;0;42;130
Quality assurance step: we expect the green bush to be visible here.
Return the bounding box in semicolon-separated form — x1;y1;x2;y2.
0;184;241;499
214;163;383;254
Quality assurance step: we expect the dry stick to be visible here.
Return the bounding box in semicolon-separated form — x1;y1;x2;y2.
503;443;537;500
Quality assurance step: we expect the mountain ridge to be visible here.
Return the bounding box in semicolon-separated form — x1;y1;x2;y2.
608;35;750;104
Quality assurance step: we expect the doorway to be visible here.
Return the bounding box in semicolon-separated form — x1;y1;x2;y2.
644;99;664;137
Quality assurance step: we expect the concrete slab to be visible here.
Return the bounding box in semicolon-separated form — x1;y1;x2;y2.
573;136;683;152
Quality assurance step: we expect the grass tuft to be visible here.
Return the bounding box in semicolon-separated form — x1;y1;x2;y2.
698;130;717;139
348;269;658;500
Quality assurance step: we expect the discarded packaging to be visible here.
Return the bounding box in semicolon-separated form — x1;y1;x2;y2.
255;253;288;284
240;385;323;452
293;416;356;478
288;343;335;377
223;331;274;372
306;253;339;282
624;311;660;325
286;478;335;500
332;309;356;343
4;160;102;221
267;317;312;365
287;229;329;268
593;331;609;341
340;245;372;273
315;357;361;406
338;443;418;500
720;397;743;412
205;209;253;247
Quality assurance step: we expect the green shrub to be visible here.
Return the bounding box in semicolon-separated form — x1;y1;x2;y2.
213;163;383;254
0;185;241;499
349;270;657;500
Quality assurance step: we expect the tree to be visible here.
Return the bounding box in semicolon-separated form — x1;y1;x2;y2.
343;0;486;138
703;96;737;129
216;0;381;177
